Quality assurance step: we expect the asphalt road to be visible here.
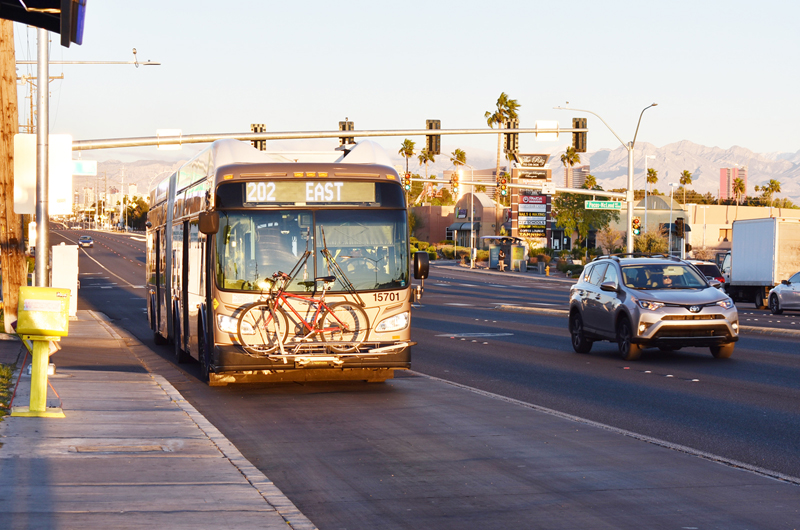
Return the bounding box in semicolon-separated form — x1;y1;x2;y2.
50;229;800;528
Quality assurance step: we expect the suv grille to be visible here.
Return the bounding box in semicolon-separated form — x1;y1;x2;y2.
661;315;725;321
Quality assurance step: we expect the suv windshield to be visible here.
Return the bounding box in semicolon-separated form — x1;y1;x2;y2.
215;209;408;292
621;263;707;290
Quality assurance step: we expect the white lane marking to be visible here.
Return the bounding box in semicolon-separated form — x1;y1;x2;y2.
435;333;513;337
412;371;800;486
434;283;450;286
128;237;146;242
443;303;472;306
77;248;138;288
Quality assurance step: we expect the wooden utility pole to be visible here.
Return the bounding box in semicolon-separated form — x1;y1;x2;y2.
0;20;26;333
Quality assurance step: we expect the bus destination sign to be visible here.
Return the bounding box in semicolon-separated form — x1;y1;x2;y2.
244;181;376;205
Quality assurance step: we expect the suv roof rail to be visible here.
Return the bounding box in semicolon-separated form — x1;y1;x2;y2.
595;252;685;262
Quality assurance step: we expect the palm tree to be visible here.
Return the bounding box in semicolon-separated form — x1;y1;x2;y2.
398;139;415;175
484;92;520;189
450;148;466;168
679;170;693;204
646;168;658;194
417;148;435;179
733;177;745;219
583;174;597;190
561;146;580;186
765;179;781;207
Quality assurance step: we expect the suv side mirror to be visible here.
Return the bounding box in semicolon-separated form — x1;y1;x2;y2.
414;251;429;280
198;211;219;234
782;279;790;285
709;279;722;289
600;280;618;292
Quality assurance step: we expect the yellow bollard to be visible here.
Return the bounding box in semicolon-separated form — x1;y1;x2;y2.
11;286;69;418
545;265;550;276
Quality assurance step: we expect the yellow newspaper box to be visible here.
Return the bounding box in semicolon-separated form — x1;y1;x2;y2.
17;286;71;337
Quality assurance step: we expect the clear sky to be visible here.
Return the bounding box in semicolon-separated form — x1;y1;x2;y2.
13;0;800;163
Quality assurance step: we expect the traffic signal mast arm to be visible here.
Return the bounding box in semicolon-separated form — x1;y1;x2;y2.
71;126;589;151
406;177;625;199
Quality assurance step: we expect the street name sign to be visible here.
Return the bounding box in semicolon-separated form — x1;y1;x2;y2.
585;200;622;210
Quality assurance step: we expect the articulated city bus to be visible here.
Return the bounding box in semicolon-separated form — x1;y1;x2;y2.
146;139;428;385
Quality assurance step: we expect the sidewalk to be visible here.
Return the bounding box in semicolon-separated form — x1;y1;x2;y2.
0;311;316;529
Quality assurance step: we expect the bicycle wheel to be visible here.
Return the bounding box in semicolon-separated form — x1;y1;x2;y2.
237;302;288;356
320;302;369;353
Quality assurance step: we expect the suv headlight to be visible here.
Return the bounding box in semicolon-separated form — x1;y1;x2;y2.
636;300;664;311
217;314;246;334
716;299;734;309
375;312;409;332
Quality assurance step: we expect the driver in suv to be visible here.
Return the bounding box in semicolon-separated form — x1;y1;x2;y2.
568;254;738;361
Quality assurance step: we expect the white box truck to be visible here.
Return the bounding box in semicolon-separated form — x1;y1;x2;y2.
721;218;800;308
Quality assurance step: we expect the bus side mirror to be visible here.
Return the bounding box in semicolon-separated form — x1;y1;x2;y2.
145;221;152;229
414;251;429;280
199;211;219;234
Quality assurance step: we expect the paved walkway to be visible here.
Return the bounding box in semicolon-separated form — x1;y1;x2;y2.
0;311;316;529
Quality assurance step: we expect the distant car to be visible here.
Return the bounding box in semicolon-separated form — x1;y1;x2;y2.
78;235;94;248
686;260;726;291
568;254;738;361
768;271;800;314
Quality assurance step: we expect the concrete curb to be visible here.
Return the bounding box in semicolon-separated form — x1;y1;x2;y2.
494;305;800;338
75;311;318;530
152;374;317;530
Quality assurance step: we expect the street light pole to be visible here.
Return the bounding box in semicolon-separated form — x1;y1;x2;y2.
554;103;658;253
457;164;476;269
34;28;49;287
668;183;679;255
643;154;655;233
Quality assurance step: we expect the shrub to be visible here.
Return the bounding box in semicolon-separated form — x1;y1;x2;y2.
427;249;437;261
417;241;430;251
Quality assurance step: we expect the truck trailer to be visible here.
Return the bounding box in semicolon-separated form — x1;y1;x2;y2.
721;217;800;309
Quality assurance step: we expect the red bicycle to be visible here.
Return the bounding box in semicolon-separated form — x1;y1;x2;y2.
236;250;369;356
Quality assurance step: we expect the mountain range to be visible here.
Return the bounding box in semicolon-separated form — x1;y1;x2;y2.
90;140;800;204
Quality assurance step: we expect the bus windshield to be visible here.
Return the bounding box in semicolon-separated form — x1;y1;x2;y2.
215;209;408;292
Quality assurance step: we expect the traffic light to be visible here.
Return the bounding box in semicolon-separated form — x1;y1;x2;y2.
451;173;459;195
504;119;519;155
572;118;587;153
338;119;354;146
498;177;508;196
632;216;641;236
403;173;412;191
0;0;86;48
250;123;266;151
426;120;441;155
675;217;685;239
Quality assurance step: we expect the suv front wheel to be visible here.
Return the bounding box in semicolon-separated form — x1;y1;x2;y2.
569;312;593;353
617;317;643;361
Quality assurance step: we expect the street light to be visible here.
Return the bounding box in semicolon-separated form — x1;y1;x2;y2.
643;154;655;234
668;182;680;255
554;103;658;253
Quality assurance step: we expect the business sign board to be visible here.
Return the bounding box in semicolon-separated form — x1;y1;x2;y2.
517;194;547;237
513;154;549;168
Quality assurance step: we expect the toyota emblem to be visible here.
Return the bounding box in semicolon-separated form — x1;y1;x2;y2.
689;306;701;313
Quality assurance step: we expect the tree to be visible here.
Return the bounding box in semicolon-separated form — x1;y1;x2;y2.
484;92;520;191
733;177;746;219
596;225;624;255
679;170;693;204
0;21;26;333
583;174;598;190
634;231;668;254
561;146;581;185
398;139;415;175
450;148;466;169
417;148;435;180
646;168;658;194
763;179;781;207
552;191;620;248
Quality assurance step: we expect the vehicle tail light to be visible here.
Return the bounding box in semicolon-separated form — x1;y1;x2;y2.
715;277;725;283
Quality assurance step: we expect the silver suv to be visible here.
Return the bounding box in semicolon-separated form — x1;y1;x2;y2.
568;254;739;360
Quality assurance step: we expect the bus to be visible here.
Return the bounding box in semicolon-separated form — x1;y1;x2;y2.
146;139;428;386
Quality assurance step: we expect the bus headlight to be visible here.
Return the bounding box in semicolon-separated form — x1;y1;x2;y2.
217;314;243;334
375;312;409;332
